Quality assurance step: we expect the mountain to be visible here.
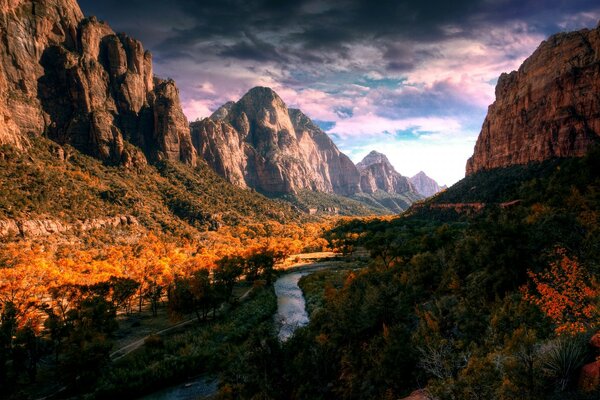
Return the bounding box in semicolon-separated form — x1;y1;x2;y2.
0;0;196;167
191;91;424;214
409;171;444;197
190;87;361;196
466;24;600;175
352;150;422;213
0;0;305;237
357;151;415;194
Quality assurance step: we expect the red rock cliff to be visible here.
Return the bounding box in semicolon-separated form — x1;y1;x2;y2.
466;24;600;175
0;0;196;166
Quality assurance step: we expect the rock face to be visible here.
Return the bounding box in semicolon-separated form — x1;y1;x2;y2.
0;215;138;238
190;87;361;195
466;25;600;175
357;151;416;195
410;171;444;198
0;0;196;166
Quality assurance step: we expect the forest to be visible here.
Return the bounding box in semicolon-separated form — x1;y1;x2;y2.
216;149;600;399
0;141;599;400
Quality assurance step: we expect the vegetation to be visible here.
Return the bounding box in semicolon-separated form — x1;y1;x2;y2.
95;287;277;398
225;149;600;399
0;228;290;398
2;138;600;400
281;190;389;217
0;137;298;234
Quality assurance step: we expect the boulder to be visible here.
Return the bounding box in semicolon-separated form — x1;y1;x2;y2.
579;360;600;392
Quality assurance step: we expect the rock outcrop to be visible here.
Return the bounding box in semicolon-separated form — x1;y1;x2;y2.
0;215;138;238
357;151;416;195
410;171;444;198
466;25;600;175
0;0;196;166
191;87;361;195
579;331;600;392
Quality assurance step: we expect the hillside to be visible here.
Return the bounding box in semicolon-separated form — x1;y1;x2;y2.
0;136;298;240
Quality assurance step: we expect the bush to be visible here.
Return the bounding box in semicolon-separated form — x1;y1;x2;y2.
540;337;589;391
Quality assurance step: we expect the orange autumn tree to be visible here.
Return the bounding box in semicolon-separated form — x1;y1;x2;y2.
521;249;599;335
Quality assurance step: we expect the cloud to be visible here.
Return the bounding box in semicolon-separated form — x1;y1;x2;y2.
77;0;600;184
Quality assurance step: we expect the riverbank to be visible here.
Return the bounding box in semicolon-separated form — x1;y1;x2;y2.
93;287;277;399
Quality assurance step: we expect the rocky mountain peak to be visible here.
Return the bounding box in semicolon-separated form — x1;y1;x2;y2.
210;101;236;121
409;171;444;198
466;24;600;175
357;150;392;170
0;0;196;167
190;87;361;196
357;150;417;196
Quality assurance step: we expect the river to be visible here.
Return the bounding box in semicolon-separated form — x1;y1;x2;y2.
273;270;312;341
138;266;326;399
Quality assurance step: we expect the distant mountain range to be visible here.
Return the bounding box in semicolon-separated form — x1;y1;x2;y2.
191;87;440;212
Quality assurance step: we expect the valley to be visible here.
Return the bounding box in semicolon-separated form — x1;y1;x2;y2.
0;0;600;399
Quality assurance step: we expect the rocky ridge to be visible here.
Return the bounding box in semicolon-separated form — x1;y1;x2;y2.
409;171;445;198
357;151;416;195
467;24;600;174
191;87;361;196
0;215;138;238
0;0;196;167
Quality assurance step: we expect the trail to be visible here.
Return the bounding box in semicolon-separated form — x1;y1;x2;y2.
110;285;254;361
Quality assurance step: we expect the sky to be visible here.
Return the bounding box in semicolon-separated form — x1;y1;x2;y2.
78;0;600;186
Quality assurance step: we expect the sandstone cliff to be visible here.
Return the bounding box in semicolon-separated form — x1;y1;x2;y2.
0;0;196;166
190;87;361;196
410;171;444;198
466;24;600;174
357;151;416;195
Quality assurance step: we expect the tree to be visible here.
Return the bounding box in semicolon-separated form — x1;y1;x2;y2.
245;251;275;284
60;294;117;388
0;302;17;385
107;276;139;314
214;256;244;304
521;249;599;335
190;269;214;321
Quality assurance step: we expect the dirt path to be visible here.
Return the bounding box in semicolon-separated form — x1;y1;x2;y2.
110;317;197;361
110;285;254;361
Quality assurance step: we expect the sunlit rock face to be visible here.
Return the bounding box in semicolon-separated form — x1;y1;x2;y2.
0;0;196;167
191;87;361;196
409;171;444;198
357;150;416;195
467;25;600;175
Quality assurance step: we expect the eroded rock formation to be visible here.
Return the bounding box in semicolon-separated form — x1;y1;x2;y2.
357;151;416;195
0;0;196;166
467;24;600;174
0;215;138;238
191;87;361;195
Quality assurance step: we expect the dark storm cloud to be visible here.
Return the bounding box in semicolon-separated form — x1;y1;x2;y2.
76;0;600;185
79;0;600;69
